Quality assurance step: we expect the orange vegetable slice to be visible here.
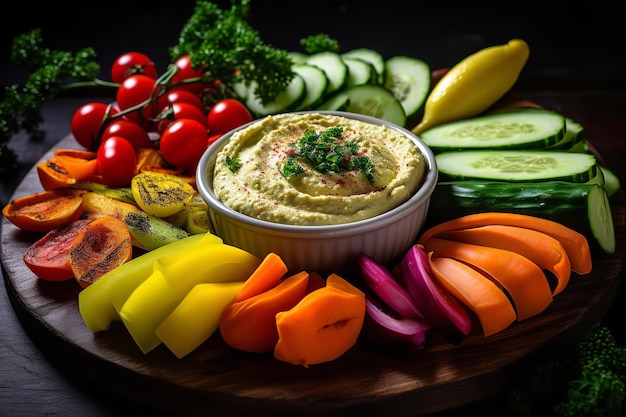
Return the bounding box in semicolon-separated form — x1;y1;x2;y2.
423;237;553;321
69;215;133;288
428;253;517;337
2;188;85;232
37;160;77;191
219;271;310;353
418;212;592;275
274;274;366;367
434;224;572;295
231;252;288;303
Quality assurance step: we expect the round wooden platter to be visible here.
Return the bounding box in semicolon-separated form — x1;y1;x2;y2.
2;134;625;417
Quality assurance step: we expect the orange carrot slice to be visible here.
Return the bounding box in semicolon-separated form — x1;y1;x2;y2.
219;271;310;353
423;238;553;321
435;224;572;295
428;253;516;336
274;274;365;367
231;252;288;303
418;212;592;275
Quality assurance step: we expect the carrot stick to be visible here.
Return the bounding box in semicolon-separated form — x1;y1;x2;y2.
428;253;517;336
418;212;592;275
423;238;553;321
434;224;572;295
231;252;288;303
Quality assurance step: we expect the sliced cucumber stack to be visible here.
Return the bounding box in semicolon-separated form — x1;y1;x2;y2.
421;108;566;152
384;56;430;121
436;150;598;183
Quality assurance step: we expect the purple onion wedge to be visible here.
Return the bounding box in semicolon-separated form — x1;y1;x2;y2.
396;244;473;344
358;254;423;319
361;295;431;355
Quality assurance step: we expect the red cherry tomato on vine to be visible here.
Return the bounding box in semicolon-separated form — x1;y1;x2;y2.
207;133;223;147
159;119;208;169
101;119;154;151
116;74;160;126
156;102;208;133
171;55;206;95
207;98;253;135
96;136;137;186
111;52;157;84
71;102;118;150
157;88;205;113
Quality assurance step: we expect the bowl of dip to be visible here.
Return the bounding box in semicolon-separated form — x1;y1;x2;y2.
196;111;438;274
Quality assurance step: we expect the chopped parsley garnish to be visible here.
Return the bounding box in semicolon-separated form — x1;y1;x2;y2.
225;155;242;173
281;126;376;184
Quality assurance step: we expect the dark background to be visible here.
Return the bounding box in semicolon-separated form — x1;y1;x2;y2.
2;0;626;90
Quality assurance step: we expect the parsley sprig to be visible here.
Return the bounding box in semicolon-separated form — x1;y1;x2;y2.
282;126;376;184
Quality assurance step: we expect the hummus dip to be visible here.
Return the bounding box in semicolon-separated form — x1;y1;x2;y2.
212;112;426;225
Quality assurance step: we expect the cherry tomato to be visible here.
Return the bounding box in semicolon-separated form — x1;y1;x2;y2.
111;52;157;84
156;88;205;113
156;102;208;133
116;74;160;126
159;119;208;169
171;55;206;95
207;98;253;135
101;119;154;151
96;136;137;186
71;102;118;150
207;133;223;147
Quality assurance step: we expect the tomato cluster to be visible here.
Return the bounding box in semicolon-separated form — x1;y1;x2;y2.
70;51;253;187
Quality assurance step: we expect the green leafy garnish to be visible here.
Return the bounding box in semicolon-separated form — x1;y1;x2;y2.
300;34;340;54
225;155;242;173
282;126;376;184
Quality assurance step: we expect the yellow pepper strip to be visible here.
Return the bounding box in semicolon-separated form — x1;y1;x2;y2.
412;39;530;135
78;232;223;333
156;281;246;359
119;244;260;354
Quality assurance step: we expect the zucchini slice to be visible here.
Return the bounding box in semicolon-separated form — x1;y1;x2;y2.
428;180;616;254
384;55;431;120
436;150;598;183
421;109;566;152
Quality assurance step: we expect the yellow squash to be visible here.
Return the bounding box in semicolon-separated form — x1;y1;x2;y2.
412;39;530;135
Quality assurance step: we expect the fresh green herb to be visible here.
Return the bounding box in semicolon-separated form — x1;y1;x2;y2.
0;29;113;176
282;126;376;184
300;34;340;54
225;155;242;173
170;0;295;106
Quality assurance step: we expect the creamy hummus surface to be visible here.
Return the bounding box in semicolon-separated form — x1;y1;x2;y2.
212;112;427;225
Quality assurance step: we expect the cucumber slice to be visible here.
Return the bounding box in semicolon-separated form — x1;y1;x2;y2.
317;92;350;111
342;48;385;85
436;150;598;183
340;85;406;127
244;73;306;117
342;57;377;86
305;51;348;94
384;56;431;120
545;117;584;150
421;109;566;152
600;165;622;200
292;63;329;110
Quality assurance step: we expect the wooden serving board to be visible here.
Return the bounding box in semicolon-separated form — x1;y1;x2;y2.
2;134;625;417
